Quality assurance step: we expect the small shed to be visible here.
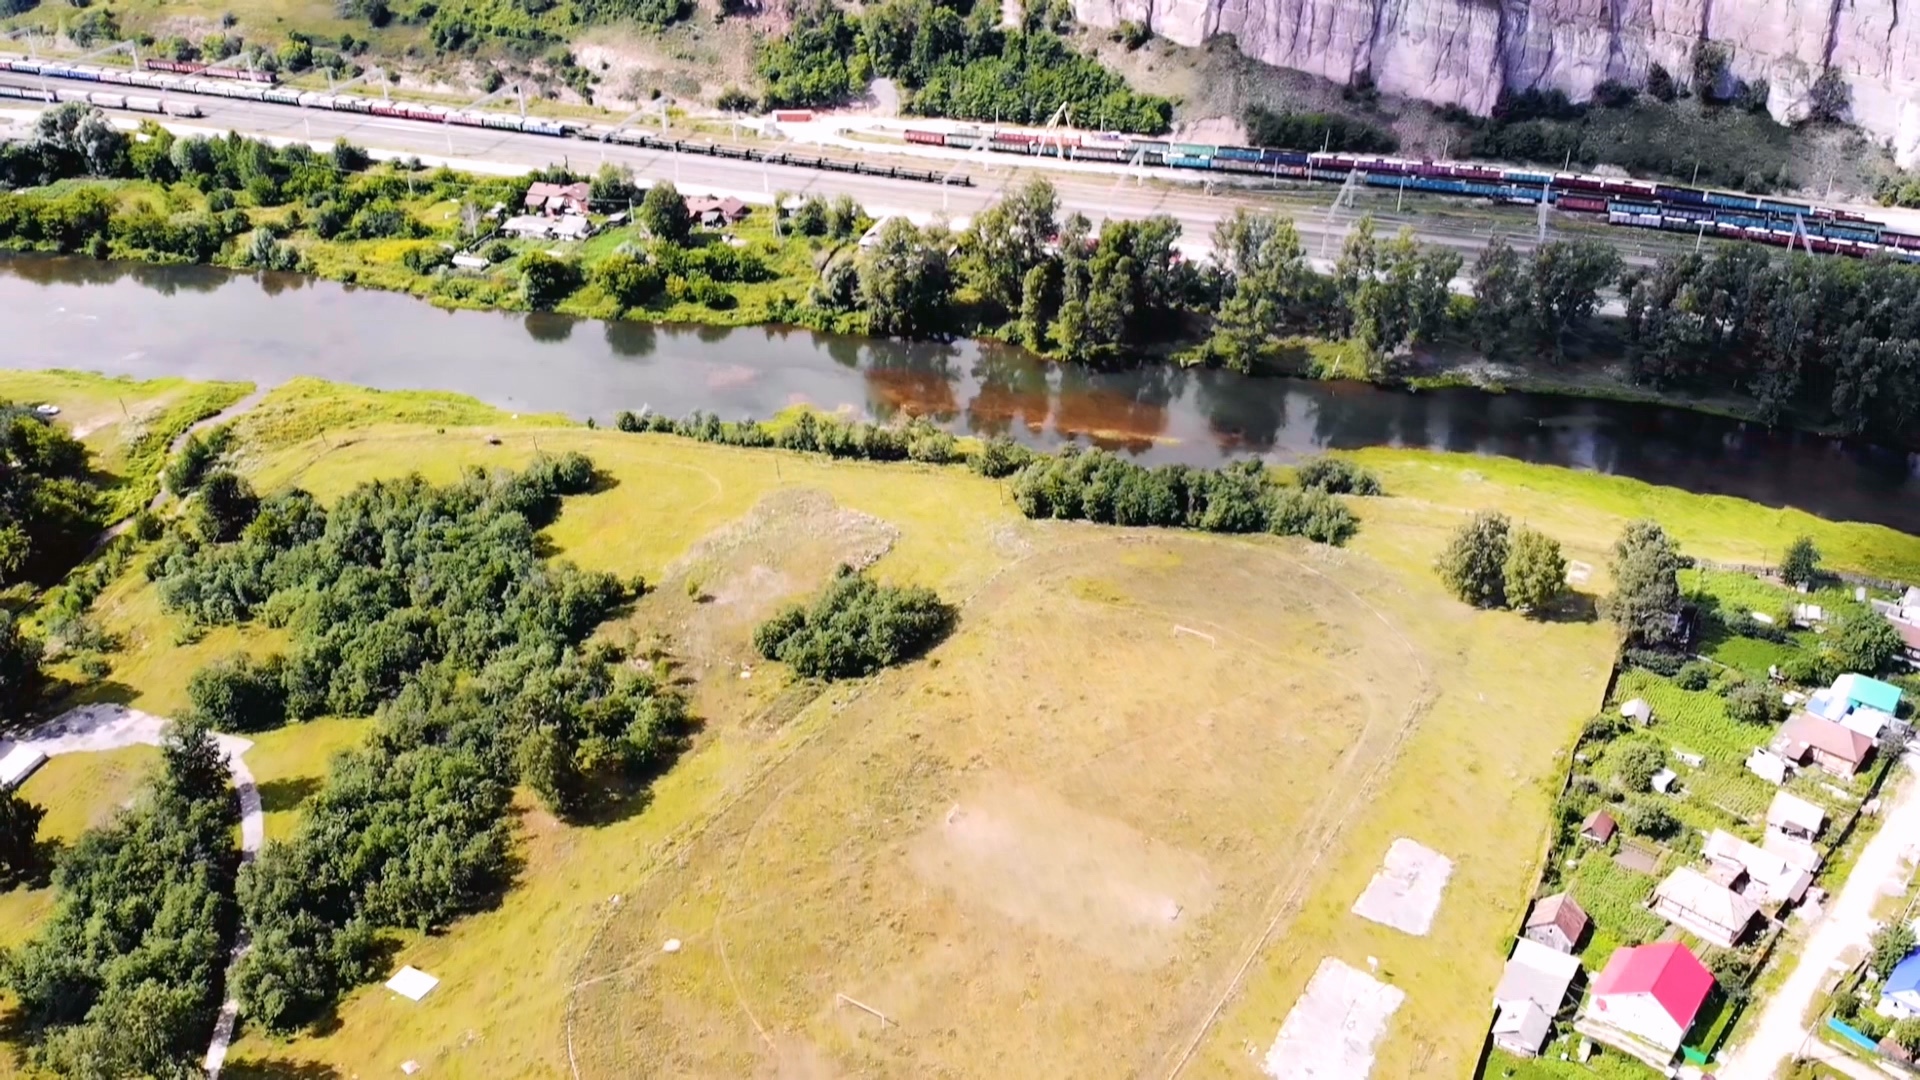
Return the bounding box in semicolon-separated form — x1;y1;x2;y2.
1524;892;1591;954
0;745;46;791
451;253;489;270
1651;768;1679;794
1493;999;1553;1058
1766;790;1827;841
1620;698;1653;725
1580;810;1617;845
1745;748;1789;786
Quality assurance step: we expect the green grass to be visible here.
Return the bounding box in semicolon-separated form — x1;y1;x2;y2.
1354;450;1920;579
1611;669;1778;826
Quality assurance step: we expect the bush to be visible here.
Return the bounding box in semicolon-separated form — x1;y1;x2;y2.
1243;104;1397;153
753;565;955;680
1268;487;1358;546
1611;739;1666;792
1293;456;1381;495
1624;647;1687;677
1725;678;1785;725
970;435;1034;478
484;240;514;263
1675;661;1715;691
1622;794;1678;839
1435;511;1510;608
187;653;289;732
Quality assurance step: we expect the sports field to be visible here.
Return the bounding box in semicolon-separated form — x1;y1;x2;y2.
4;374;1916;1079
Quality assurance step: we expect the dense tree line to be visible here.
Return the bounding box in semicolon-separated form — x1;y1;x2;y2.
1243;104;1397;154
755;0;1171;132
136;457;687;1028
754;566;956;679
1622;244;1920;443
616;407;962;464
2;722;238;1077
0;401;103;587
1010;448;1366;545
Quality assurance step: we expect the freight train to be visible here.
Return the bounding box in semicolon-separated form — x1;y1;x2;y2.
3;52;1908;255
904;124;1920;259
0;83;202;116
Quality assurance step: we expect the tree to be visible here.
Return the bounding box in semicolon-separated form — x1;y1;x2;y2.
1435;511;1511;608
638;181;691;245
1828;612;1903;675
1527;239;1623;359
1622;794;1678;839
1780;535;1821;589
1471;237;1530;358
1892;1017;1920;1056
1872;922;1917;979
959;177;1058;314
191;470;260;543
1807;69;1850;123
1016;262;1054;350
591;252;663;310
0;611;43;718
754;566;955;679
1209;211;1319;372
1647;63;1677;102
519;251;582;311
1608;520;1683;646
1612;739;1666;792
1725;678;1786;725
0;791;45;885
589;162;637;205
857;218;952;338
1504;527;1568;615
33;103;129;178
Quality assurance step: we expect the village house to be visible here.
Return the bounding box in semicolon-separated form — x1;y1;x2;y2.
1652;866;1760;948
683;195;750;228
1492;938;1584;1058
524;181;591;217
1766;789;1827;841
1576;941;1717;1069
1523;893;1590;954
1834;672;1904;715
1881;953;1920;1019
1702;829;1813;906
1772;711;1875;778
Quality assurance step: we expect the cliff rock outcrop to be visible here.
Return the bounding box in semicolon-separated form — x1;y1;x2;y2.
1075;0;1920;164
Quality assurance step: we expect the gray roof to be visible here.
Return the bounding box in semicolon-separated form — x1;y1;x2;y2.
1494;938;1583;1011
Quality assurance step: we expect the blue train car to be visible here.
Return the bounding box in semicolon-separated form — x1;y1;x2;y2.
1163;154;1210;169
1216;146;1262;163
1259;148;1311;166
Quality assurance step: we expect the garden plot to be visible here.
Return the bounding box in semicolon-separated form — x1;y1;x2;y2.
1351;838;1454;936
1263;957;1406;1080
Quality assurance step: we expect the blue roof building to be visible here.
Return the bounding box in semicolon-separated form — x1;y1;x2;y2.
1881;951;1920;1018
1836;674;1903;716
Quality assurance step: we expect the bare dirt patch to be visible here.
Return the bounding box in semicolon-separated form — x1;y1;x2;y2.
1263;957;1406;1080
908;774;1216;970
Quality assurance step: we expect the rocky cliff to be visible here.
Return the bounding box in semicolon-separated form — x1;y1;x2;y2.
1074;0;1920;164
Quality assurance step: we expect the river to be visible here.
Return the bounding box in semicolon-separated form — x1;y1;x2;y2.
4;253;1917;533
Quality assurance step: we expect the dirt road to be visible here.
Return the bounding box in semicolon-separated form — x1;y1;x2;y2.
1716;756;1920;1080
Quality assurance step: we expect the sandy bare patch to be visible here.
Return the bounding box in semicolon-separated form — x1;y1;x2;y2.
1350;838;1453;937
908;775;1215;970
1263;957;1405;1080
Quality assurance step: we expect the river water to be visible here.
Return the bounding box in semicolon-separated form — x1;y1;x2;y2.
4;253;1917;532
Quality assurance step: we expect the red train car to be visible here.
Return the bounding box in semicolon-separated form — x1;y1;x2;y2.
1557;194;1607;213
903;129;943;146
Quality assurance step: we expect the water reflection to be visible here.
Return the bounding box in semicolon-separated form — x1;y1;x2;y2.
3;251;1916;532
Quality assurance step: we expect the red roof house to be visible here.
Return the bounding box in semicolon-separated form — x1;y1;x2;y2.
1771;711;1874;777
1575;942;1716;1067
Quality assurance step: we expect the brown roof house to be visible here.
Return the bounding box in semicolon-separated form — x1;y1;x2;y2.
1771;712;1874;778
684;195;749;227
1581;810;1617;845
524;181;590;217
1652;866;1761;948
1524;893;1591;954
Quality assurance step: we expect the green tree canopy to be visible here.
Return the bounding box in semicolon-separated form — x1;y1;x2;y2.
1435;511;1511;608
1504;527;1568;615
638;180;691;245
1608;520;1684;646
1779;535;1821;588
858;218;954;338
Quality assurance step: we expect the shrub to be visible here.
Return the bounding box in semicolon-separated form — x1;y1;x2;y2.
1675;661;1715;691
753;565;955;680
1610;739;1666;792
1624;647;1686;676
970;435;1033;478
1622;794;1678;839
1725;678;1785;725
1268;487;1358;546
1293;456;1381;495
187;653;290;732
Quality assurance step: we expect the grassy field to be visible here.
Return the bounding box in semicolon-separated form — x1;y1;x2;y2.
0;369;253;524
0;376;1914;1079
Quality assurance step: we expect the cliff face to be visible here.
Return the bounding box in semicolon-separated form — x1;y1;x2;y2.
1075;0;1920;164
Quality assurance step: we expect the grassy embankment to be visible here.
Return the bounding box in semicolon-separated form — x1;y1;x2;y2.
0;372;1917;1079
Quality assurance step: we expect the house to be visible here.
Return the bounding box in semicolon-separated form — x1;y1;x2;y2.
1893;618;1920;665
501;215;557;239
1580;809;1617;844
524;181;590;217
1523;893;1590;954
1834;672;1904;716
1767;790;1827;841
1495;937;1584;1013
1621;698;1653;725
683;195;749;227
1842;707;1894;741
1576;941;1716;1068
1493;1000;1555;1058
1772;712;1875;778
499;215;595;242
1746;747;1789;786
1763;832;1823;877
1703;829;1813;905
549;214;595;241
1652;866;1761;947
1880;952;1920;1019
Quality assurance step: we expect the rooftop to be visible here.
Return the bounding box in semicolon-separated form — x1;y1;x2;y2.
1767;789;1827;835
1776;711;1874;766
1591;941;1715;1028
1835;672;1904;715
1525;892;1590;942
1655;866;1762;930
1495;938;1583;1011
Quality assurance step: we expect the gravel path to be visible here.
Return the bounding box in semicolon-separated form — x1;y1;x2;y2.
0;704;264;1078
1716;756;1920;1080
94;386;270;548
